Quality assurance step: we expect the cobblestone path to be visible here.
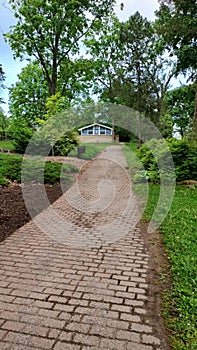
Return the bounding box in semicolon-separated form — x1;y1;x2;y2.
0;146;169;350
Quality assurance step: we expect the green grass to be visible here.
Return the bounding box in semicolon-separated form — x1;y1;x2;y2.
123;142;140;176
68;142;112;159
0;153;78;186
143;185;197;350
0;140;15;151
123;143;149;209
124;142;197;349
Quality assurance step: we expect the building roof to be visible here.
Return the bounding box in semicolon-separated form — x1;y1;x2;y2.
78;123;113;131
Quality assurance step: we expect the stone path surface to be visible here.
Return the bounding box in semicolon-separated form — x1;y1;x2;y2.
0;146;169;350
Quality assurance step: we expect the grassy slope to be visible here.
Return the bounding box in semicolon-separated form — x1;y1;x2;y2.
68;142;112;159
143;185;197;350
124;143;197;350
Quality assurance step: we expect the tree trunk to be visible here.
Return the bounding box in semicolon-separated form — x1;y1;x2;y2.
136;64;142;147
191;84;197;140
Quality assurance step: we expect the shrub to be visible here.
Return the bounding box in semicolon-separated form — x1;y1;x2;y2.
11;126;34;154
53;131;79;156
0;154;78;185
136;138;197;182
8;123;79;156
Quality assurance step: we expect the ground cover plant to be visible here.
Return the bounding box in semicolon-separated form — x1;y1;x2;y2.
0;153;78;186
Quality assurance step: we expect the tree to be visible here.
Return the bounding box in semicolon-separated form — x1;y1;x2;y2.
164;84;196;138
156;0;197;72
119;12;176;126
84;15;124;103
5;0;116;96
84;12;176;143
0;64;5;105
0;109;9;140
9;61;49;129
155;0;197;137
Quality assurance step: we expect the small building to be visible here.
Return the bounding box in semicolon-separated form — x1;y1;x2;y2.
78;123;116;143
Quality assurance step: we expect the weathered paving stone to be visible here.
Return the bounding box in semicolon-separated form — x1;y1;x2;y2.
0;146;168;349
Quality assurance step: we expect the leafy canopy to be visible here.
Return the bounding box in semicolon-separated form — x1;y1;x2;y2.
155;0;197;72
5;0;116;95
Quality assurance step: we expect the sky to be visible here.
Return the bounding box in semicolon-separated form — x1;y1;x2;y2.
0;0;160;114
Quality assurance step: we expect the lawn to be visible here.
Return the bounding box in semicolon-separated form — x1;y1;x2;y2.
124;143;197;350
143;185;197;350
68;142;112;159
0;140;15;151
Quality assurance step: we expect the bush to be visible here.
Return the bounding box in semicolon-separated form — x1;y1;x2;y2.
53;131;79;156
168;139;197;181
0;154;22;182
8;124;79;156
0;154;78;185
136;138;197;182
12;126;34;154
133;170;148;183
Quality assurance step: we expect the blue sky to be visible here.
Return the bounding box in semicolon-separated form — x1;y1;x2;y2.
0;0;159;114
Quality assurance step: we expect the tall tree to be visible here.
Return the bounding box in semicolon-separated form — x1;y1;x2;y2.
84;12;176;143
5;0;115;96
84;15;123;102
9;61;49;129
120;12;176;126
164;84;196;138
0;64;5;105
155;0;197;137
0;109;8;140
156;0;197;71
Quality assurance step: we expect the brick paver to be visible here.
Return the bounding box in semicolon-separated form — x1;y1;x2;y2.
0;146;169;349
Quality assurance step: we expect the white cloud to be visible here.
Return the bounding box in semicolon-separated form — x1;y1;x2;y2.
115;0;159;21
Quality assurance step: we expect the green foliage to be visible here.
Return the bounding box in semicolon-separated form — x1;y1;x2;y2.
8;124;34;154
53;131;79;156
164;84;196;138
118;12;176;129
155;0;197;72
0;176;9;186
0;64;5;104
0;153;77;186
5;0;115;96
137;138;197;182
0;154;22;185
27;130;79;156
168;138;197;181
0;109;9;139
0;140;15;151
115;126;138;142
8;61;49;129
85;11;176;135
143;185;197;349
22;160;77;185
123;142;146;178
84;15;123;101
133;170;149;183
8;117;79;156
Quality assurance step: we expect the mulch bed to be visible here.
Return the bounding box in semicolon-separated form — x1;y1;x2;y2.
0;183;65;242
